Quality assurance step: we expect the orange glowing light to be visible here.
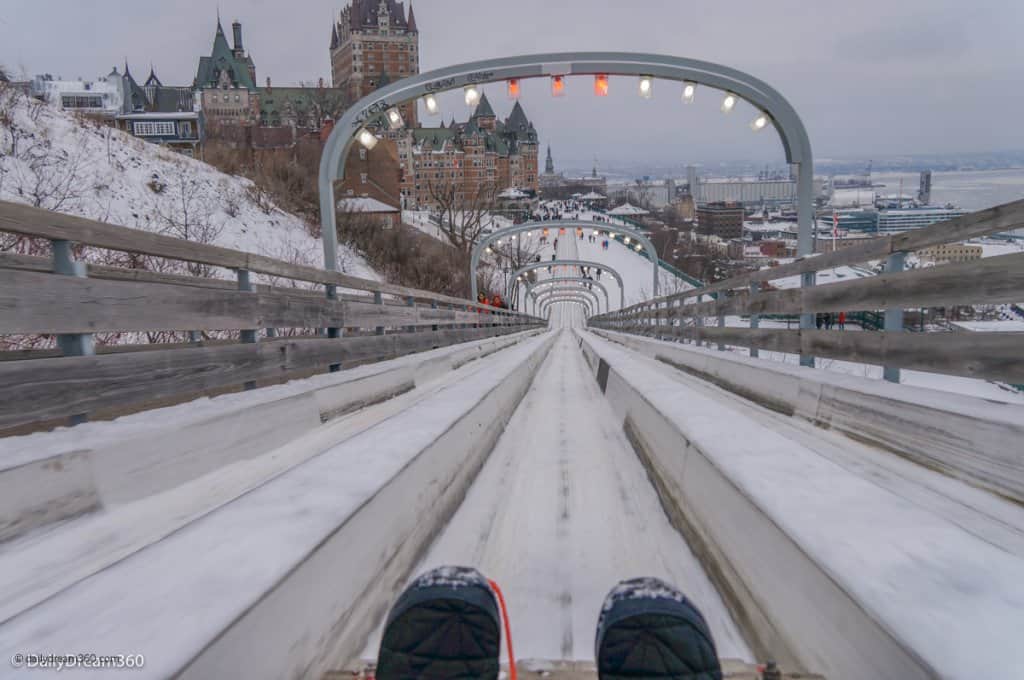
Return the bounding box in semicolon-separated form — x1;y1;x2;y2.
507;79;520;99
594;74;609;97
551;75;566;97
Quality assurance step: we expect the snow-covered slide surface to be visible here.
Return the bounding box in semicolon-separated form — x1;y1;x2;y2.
365;329;751;663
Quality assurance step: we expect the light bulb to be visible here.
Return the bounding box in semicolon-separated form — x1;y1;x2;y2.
721;93;737;114
750;113;769;132
357;128;379;149
638;76;653;99
423;94;440;116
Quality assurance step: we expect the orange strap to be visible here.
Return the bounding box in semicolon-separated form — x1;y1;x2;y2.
488;579;517;680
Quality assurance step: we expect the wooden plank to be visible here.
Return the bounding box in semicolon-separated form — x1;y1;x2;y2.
0;251;407;306
0;327;529;431
628;253;1024;319
801;251;1024;313
648;198;1024;309
0;268;533;335
605;323;1024;384
696;327;803;354
0;268;347;333
0;201;536;314
801;330;1024;383
893;198;1024;252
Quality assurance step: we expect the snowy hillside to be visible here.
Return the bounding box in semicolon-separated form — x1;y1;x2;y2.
0;89;376;281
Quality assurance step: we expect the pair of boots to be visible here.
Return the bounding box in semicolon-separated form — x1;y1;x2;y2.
376;566;722;679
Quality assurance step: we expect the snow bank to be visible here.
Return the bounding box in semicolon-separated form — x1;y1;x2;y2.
0;90;376;280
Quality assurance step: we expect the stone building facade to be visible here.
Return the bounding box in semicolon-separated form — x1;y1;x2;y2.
330;0;419;127
396;94;539;210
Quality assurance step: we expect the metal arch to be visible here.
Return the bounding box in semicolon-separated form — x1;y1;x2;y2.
319;52;814;273
509;259;625;310
527;277;610;314
471;221;659;301
528;278;608;314
543;298;592;322
532;284;603;316
535;289;596;315
539;294;594;319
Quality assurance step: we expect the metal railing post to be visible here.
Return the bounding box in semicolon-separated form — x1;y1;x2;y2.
374;291;385;336
799;271;816;368
716;293;726;351
405;296;416;334
749;282;760;359
237;269;258;390
52;239;94;425
883;252;906;383
326;284;343;373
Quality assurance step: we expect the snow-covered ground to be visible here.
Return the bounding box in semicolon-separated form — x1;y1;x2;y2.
0;90;376;281
367;329;751;662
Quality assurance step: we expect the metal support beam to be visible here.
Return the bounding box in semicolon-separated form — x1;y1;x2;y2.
374;291;385;336
326;283;343;373
749;282;761;359
883;251;906;383
52;239;94;425
237;269;258;390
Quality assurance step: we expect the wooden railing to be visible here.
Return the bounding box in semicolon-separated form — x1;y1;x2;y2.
0;200;544;433
589;199;1024;386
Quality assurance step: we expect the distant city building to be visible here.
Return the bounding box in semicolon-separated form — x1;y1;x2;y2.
918;243;982;264
876;207;967;233
30;71;126;119
116;65;201;156
538;148;608;198
397;94;539;210
698;177;798;205
330;0;419;127
339;138;403;209
31;64;201;155
194;18;258;126
697;202;744;239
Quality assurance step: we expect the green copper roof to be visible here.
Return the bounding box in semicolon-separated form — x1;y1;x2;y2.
194;19;256;90
471;92;496;119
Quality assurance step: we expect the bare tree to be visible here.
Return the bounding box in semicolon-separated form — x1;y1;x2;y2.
297;82;349;128
428;178;497;254
149;163;224;277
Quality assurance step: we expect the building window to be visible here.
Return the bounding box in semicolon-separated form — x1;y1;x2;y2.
361;173;368;184
359;148;367;160
61;94;104;109
134;121;176;136
180;121;193;137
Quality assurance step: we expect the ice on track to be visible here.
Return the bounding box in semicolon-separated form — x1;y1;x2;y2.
370;329;751;662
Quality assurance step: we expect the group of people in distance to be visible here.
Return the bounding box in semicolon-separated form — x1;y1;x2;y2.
478;292;508;310
816;311;846;330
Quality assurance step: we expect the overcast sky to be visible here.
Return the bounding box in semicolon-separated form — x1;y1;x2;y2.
3;0;1022;169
